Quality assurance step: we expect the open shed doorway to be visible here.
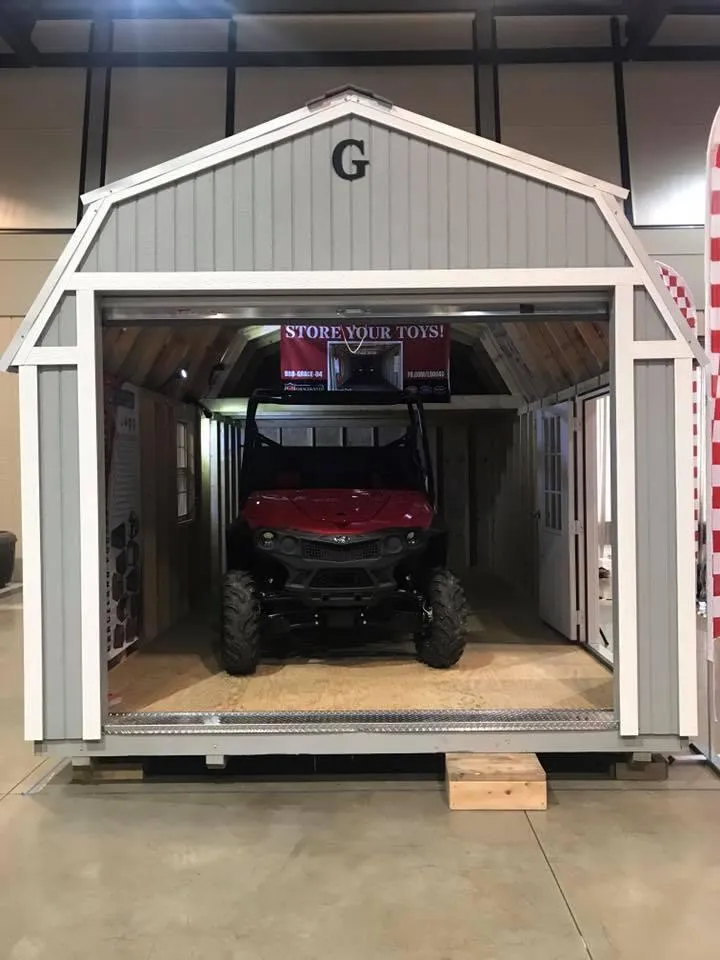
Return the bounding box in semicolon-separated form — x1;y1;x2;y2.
101;293;614;721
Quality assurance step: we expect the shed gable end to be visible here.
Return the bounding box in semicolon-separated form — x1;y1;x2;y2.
81;117;629;274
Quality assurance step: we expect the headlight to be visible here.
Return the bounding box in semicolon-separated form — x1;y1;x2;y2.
260;531;275;548
385;535;404;555
279;536;297;555
406;530;418;544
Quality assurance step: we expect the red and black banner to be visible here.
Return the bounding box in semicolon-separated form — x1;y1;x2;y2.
280;323;451;400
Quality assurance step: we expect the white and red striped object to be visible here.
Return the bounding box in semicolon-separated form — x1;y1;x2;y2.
706;105;720;641
656;261;701;559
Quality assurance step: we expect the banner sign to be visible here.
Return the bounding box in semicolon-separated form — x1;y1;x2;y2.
706;106;720;647
104;378;142;664
280;322;451;400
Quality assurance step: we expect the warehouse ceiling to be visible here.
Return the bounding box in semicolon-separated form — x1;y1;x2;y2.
0;1;719;65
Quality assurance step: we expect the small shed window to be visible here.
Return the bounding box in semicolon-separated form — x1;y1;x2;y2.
177;420;195;521
543;414;563;533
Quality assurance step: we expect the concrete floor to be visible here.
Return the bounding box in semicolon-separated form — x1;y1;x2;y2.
2;595;720;960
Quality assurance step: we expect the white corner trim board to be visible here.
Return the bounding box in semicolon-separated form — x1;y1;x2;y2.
19;365;43;741
630;341;693;360
24;347;80;366
66;267;641;294
76;289;104;741
674;358;699;737
613;283;639;736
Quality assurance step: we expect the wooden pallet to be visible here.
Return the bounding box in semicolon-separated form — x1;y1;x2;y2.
446;753;547;810
71;759;145;784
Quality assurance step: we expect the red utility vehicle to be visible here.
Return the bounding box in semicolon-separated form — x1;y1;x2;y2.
221;390;468;674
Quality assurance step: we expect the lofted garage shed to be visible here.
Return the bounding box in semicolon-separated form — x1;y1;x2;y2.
0;87;707;760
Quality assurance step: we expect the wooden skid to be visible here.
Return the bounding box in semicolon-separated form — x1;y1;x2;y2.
445;752;547;811
71;759;145;784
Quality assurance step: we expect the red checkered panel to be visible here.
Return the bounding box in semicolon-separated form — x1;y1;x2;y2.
656;262;701;561
708;134;720;639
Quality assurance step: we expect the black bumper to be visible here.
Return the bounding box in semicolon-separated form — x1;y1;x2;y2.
253;530;426;609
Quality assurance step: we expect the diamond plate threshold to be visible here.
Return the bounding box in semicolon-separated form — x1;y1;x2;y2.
106;709;617;736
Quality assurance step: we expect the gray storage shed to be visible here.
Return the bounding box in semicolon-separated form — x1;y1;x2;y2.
0;87;707;760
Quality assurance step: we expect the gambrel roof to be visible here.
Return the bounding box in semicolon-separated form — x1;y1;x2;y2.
1;86;704;373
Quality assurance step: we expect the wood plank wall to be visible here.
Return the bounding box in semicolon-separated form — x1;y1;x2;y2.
199;410;540;609
138;389;200;643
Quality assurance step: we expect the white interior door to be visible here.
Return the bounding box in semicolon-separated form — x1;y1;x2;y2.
537;402;577;640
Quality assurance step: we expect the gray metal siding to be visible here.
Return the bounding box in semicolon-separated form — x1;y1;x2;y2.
81;118;629;273
634;288;673;341
38;366;83;740
634;360;679;734
37;294;77;347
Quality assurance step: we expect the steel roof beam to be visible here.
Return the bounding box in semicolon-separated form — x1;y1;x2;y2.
0;1;39;63
624;0;673;58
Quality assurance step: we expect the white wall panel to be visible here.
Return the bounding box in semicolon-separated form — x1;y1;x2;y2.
112;19;229;52
0;233;67;570
0;70;85;229
236;66;475;133
31;20;91;52
234;14;472;51
499;64;621;185
625;64;720;226
495;15;611;48
637;225;705;311
652;15;720;47
105;68;226;184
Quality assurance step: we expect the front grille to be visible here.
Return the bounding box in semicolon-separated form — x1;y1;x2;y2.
302;539;381;562
310;569;373;589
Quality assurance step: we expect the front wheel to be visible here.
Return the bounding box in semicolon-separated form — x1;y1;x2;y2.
221;570;261;675
414;569;468;669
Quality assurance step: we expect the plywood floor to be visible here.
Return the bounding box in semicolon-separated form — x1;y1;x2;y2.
109;604;613;714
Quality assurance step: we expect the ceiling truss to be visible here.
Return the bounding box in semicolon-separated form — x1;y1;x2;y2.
0;1;717;66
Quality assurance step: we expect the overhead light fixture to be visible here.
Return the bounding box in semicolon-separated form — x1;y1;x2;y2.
457;310;492;317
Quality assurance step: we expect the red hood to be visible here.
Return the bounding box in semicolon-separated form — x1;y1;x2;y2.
242;489;433;535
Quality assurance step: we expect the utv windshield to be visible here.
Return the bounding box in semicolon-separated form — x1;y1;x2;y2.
239;395;433;500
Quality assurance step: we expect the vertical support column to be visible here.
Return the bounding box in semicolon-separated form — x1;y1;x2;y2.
76;288;106;740
675;357;699;735
472;11;499;140
79;19;113;197
613;284;639;735
19;365;43;741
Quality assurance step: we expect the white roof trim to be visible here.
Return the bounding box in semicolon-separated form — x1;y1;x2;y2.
0;200;112;371
5;91;679;375
83;90;627;207
596;195;707;366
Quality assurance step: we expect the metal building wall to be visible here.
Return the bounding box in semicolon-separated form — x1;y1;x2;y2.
81;117;629;273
